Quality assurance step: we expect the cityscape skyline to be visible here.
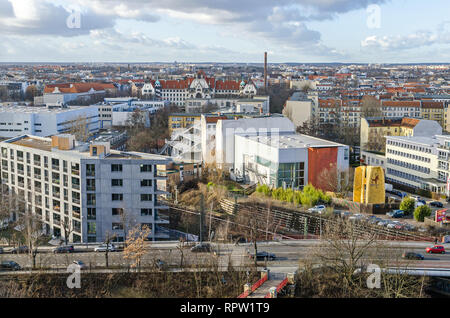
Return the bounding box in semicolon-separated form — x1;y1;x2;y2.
1;0;450;63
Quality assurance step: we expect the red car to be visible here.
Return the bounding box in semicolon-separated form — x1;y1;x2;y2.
426;245;446;254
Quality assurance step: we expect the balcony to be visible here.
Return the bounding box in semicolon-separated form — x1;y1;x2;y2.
17;169;24;175
34;160;40;166
52;164;59;171
71;169;80;176
53;205;60;212
52;178;60;185
73;198;81;205
72;212;81;220
53;192;60;198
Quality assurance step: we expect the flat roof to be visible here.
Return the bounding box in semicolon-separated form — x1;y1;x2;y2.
386;135;438;146
0;105;95;114
4;135;171;162
240;133;345;149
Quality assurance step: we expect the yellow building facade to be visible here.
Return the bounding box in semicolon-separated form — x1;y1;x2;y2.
168;113;201;134
353;166;385;204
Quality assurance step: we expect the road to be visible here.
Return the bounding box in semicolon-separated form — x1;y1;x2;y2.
1;240;450;272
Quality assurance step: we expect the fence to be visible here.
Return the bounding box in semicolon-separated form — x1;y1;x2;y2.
237;272;268;298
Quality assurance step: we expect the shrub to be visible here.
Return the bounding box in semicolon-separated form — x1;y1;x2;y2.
256;184;271;196
399;197;415;216
414;205;432;222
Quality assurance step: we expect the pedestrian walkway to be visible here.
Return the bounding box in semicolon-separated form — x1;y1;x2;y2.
247;271;286;298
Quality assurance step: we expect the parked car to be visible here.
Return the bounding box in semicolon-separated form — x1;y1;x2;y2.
94;244;116;252
248;251;276;261
308;205;326;214
0;261;21;271
190;243;212;253
341;211;352;219
426;245;446;254
403;224;416;231
72;260;87;270
386;222;398;229
0;247;3;254
11;246;28;254
368;217;381;225
429;201;444;208
387;210;405;218
53;245;74;254
377;220;389;227
402;252;424;260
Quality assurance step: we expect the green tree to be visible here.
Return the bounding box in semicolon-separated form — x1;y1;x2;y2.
414;205;431;222
400;197;415;216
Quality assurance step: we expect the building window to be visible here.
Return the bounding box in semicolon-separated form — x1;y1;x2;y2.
86;164;95;177
140;194;152;201
141;208;152;216
86;179;96;191
140;164;152;172
112;223;123;230
111;164;123;172
112;208;123;216
112;193;123;201
111;179;123;187
140;179;152;187
87;207;96;220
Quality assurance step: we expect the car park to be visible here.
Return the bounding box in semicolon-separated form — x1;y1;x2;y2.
94;244;116;252
190;243;212;253
53;245;74;254
402;252;424;260
426;245;446;254
377;220;389;227
0;261;21;271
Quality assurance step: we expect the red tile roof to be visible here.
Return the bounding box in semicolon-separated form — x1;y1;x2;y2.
381;100;421;108
44;82;116;94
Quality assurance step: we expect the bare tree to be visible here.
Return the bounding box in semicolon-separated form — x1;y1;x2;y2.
67;115;91;142
123;225;151;270
103;231;116;268
360;96;382;118
317;163;354;197
61;216;73;246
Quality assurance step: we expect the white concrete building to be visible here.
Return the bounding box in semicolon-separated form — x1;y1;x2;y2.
0;105;99;138
385;135;440;192
0;134;171;243
234;133;349;188
201;115;296;169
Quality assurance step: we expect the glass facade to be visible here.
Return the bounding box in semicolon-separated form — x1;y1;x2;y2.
255;156;305;188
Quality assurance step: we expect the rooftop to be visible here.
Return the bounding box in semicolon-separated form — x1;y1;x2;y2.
4;135;170;162
241;133;345;149
0;105;95;114
385;135;438;146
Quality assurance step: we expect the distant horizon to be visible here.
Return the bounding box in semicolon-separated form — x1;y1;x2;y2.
1;62;450;66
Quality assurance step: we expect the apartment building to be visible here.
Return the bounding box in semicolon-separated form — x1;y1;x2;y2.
381;101;421;118
168;113;202;135
0;134;171;243
421;101;444;128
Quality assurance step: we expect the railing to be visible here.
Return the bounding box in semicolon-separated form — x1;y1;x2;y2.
237;272;268;298
264;277;289;298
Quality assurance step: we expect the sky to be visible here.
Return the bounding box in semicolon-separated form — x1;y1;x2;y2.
0;0;449;63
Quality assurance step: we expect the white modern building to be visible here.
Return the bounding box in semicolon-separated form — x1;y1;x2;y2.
0;105;99;138
201;114;296;169
385;135;441;192
234;133;350;188
0;134;171;243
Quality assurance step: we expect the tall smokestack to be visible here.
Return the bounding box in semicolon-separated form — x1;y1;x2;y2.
264;52;267;91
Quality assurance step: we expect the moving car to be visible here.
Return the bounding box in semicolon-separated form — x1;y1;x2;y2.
429;201;444;208
190;243;212;253
154;259;166;270
0;261;21;271
53;245;74;254
11;246;28;254
308;205;326;214
248;251;276;261
402;252;424;260
426;245;446;254
94;244;116;252
72;260;87;270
